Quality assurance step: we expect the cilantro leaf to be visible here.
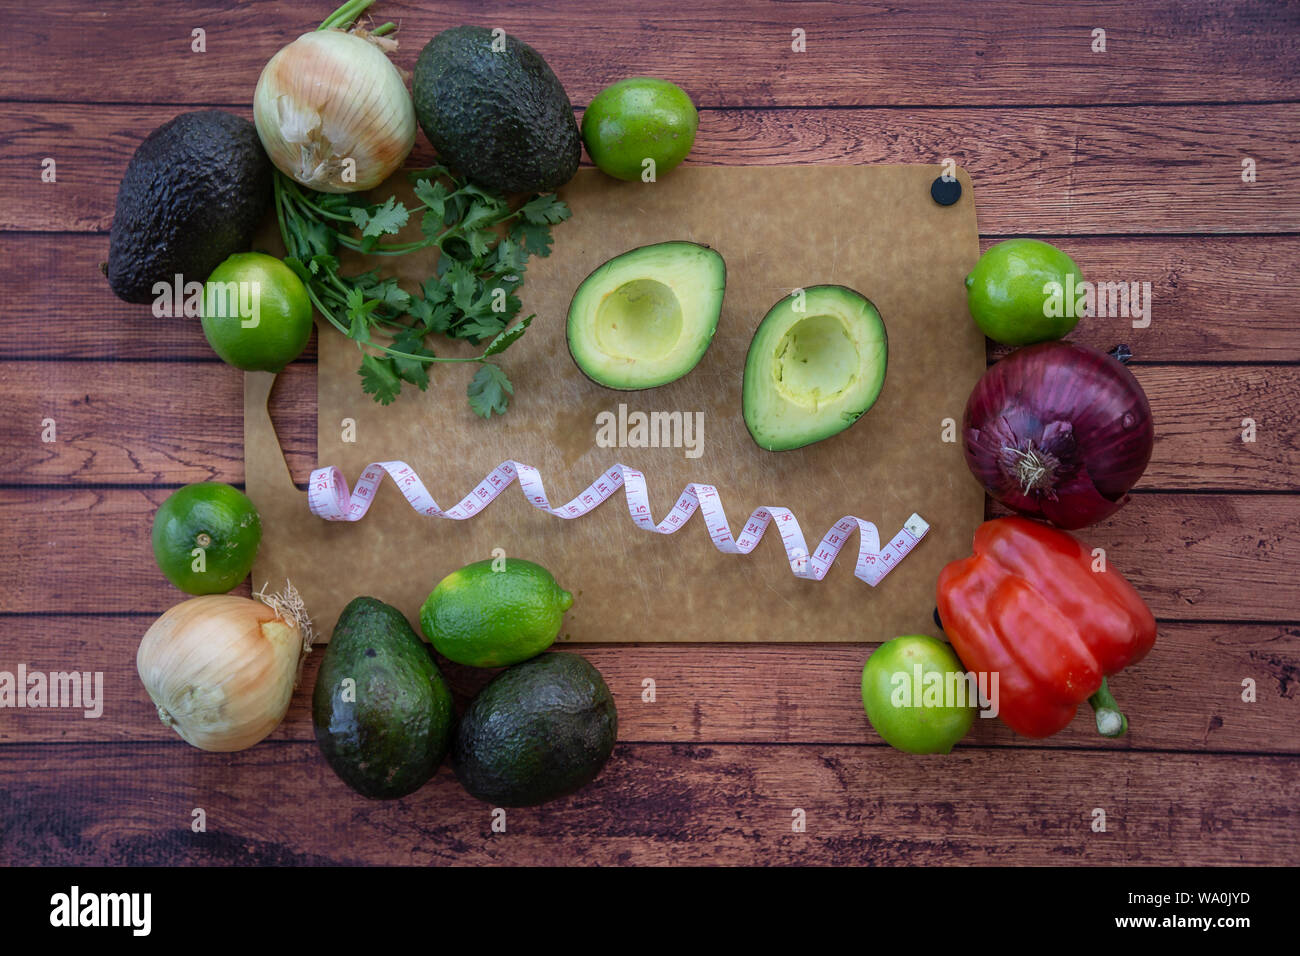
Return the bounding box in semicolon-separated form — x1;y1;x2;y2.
359;354;402;405
283;256;312;285
369;276;411;313
444;262;479;313
352;196;410;238
458;315;507;341
511;219;555;258
519;193;572;225
300;218;337;257
421;275;450;305
417;300;457;335
467;363;513;418
483;315;533;357
309;253;339;275
460;196;505;232
494;236;529;273
390;330;434;390
345;288;380;343
413;178;449;221
464;227;496;258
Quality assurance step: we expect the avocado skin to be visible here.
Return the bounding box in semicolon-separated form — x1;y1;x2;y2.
413;26;580;194
313;596;455;800
454;653;618;807
107;110;272;303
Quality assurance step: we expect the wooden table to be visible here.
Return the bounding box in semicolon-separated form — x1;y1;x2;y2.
2;0;1297;866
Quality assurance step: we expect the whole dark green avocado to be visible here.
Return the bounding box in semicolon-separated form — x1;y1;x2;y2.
413;26;581;194
453;652;618;807
313;596;455;799
106;110;272;303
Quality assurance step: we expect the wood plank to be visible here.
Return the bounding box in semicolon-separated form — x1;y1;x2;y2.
0;360;314;485
4;103;1297;234
0;489;1296;619
1139;366;1299;490
0;742;1293;864
4;235;1298;362
1;620;1294;753
7;1;1298;107
2;361;1294;490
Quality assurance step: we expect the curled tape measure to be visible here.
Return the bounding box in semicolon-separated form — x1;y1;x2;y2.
308;460;930;588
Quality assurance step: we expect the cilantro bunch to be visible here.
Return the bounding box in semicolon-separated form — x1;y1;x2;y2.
273;165;571;416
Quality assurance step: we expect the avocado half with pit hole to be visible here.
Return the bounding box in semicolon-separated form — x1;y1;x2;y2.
566;241;726;389
742;286;888;451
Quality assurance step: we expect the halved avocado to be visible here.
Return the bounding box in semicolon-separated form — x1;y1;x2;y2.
742;286;888;451
567;241;725;389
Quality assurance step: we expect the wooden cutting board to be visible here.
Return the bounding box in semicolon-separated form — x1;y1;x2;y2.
247;164;986;642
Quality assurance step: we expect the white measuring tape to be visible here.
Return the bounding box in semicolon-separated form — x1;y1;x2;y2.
307;460;929;588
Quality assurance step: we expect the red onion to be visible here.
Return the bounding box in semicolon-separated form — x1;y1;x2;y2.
963;342;1154;529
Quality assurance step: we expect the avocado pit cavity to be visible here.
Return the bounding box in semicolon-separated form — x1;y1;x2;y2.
567;241;726;390
594;279;684;362
772;313;860;410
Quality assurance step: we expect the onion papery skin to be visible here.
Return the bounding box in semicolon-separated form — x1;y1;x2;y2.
137;595;303;752
254;30;415;194
962;342;1154;530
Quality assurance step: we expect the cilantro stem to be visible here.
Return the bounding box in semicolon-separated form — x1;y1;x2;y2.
334;237;426;255
272;174;292;257
303;284;350;338
282;179;354;223
374;347;487;365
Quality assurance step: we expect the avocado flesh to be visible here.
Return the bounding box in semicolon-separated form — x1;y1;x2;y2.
742;286;888;451
453;653;618;807
413;25;580;194
567;241;726;390
312;596;455;799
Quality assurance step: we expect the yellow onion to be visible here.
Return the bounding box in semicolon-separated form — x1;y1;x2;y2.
253;29;415;193
137;593;310;752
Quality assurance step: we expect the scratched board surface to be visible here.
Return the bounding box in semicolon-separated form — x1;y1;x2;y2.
248;165;987;640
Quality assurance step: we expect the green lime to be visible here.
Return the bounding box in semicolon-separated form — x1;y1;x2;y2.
152;482;261;594
420;559;573;668
861;635;976;755
201;252;313;372
581;77;698;182
965;238;1084;346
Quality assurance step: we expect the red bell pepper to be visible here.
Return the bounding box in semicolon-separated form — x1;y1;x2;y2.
936;516;1157;739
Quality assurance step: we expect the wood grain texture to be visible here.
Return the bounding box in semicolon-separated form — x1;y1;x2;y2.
1;488;1296;619
0;361;315;485
6;0;1298;107
1;620;1294;753
4;235;1298;362
1;742;1294;865
3;361;1294;490
1;0;1297;868
5;103;1297;234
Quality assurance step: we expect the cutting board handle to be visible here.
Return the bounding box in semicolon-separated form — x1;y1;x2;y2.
243;371;299;503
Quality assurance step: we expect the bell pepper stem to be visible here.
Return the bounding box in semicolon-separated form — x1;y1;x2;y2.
1089;678;1129;738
